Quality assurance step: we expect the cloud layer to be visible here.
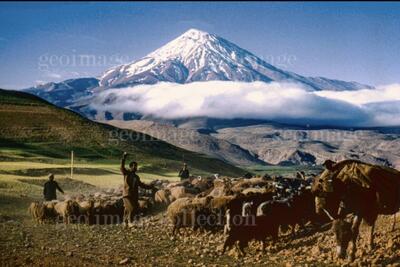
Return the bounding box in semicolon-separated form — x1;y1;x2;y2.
90;81;400;127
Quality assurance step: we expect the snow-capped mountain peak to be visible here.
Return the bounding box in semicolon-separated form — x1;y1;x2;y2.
99;29;372;91
148;28;214;59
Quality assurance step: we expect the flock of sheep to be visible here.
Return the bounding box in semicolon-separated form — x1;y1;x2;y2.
29;173;319;256
162;175;317;255
28;188;153;225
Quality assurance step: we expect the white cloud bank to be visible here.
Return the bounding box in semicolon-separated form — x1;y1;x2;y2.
90;81;400;127
315;84;400;105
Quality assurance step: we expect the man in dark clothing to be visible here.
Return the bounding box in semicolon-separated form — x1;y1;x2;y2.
43;173;64;201
178;163;190;181
120;152;154;227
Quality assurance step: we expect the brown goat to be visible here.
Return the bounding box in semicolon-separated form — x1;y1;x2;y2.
222;209;279;256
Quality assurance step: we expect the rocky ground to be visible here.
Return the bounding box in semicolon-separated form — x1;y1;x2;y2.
1;211;399;267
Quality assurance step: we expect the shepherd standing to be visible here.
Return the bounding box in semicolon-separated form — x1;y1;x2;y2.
43;173;64;201
178;163;190;181
120;152;154;228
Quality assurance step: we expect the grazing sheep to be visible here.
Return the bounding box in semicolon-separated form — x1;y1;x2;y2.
29;201;59;224
167;196;213;235
28;202;46;224
167;197;197;235
191;177;213;192
231;178;270;193
196;186;215;198
138;196;154;214
154;189;173;206
208;178;234;197
210;195;236;212
166;181;186;189
92;198;124;224
242;187;268;195
43;201;58;218
54;200;75;224
169;186;195;201
77;199;94;224
191;195;213;206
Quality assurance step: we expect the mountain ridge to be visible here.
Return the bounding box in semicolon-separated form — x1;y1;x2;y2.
24;78;99;107
105;119;267;166
98;28;373;91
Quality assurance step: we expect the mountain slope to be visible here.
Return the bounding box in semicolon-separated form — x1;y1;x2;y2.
212;124;400;168
105;119;266;166
24;78;99;107
0;89;245;176
99;29;372;91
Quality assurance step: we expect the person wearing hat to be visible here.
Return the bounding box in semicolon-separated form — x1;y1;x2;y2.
120;152;155;228
43;173;64;201
178;163;190;181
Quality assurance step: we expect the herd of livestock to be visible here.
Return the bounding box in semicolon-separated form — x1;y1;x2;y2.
29;159;400;262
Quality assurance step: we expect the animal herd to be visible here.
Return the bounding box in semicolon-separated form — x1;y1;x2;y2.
28;189;154;225
164;175;318;256
28;159;400;262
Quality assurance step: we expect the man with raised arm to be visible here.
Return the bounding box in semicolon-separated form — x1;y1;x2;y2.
120;152;154;228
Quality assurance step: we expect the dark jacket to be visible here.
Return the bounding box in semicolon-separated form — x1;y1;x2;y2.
43;180;64;201
120;157;153;202
178;169;190;180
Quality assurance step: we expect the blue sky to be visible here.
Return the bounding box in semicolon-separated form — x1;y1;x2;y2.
0;2;399;89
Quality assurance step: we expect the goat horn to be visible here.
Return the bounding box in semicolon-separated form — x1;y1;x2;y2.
322;208;335;221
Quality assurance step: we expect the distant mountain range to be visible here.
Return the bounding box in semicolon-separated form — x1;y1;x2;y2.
19;29;400;169
25;78;99;107
104;119;400;169
24;29;373;119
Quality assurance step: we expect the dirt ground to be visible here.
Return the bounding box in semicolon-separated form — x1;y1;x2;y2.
1;210;400;267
